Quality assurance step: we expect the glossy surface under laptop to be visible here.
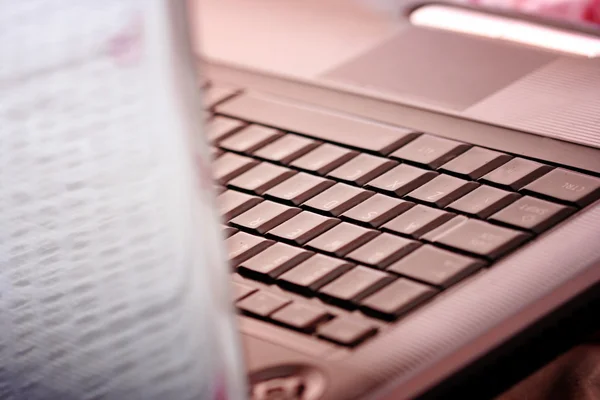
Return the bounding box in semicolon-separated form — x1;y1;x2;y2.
193;1;600;398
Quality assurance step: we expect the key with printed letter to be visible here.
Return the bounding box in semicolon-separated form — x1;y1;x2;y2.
434;219;531;259
213;152;258;184
489;196;575;233
366;164;438;197
228;163;296;195
223;226;238;237
387;245;485;287
361;279;437;320
521;168;600;207
207;116;246;143
439;147;511;179
278;254;354;293
480;158;552;190
226;232;275;266
406;174;479;208
253;134;320;164
290;143;358;175
230;201;301;234
204;85;240;110
306;222;379;257
214;185;226;195
447;185;520;219
218;190;263;220
271;303;333;332
232;282;257;301
302;183;374;216
267;211;340;245
421;215;469;242
264;173;334;206
319;266;394;307
237;291;291;318
390;134;470;169
219;124;283;154
347;233;421;269
327;153;397;186
382;205;455;238
238;242;314;280
317;318;378;347
210;147;223;159
342;194;415;228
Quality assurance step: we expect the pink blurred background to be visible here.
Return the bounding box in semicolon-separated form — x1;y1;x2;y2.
459;0;600;25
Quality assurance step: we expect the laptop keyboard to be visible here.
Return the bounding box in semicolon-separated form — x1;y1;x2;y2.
205;83;600;348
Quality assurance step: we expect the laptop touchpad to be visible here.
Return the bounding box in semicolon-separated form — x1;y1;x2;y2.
323;28;555;112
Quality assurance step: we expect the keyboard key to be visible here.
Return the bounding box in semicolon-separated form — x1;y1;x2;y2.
228;163;296;195
434;219;531;259
226;232;275;266
306;223;379;257
213;153;258;184
439;147;511;179
253;134;319;164
387;246;484;287
406;175;479;208
420;215;468;242
230;201;301;234
264;173;335;206
319;266;394;306
278;254;353;293
233;282;257;301
347;234;421;269
390;134;470;169
521;168;600;207
223;226;239;237
489;196;575;233
382;205;455;238
218;190;263;220
237;291;291;318
327;154;397;186
341;194;415;228
210;147;223;159
207;116;246;143
480;158;552;190
267;211;340;245
290;144;358;175
220;125;283;154
365;164;438;197
238;243;313;279
218;93;419;154
271;303;332;332
317;318;377;347
361;279;437;320
446;185;520;218
204;85;239;109
302;183;374;216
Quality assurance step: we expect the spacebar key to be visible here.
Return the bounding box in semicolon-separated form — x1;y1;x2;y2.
217;93;419;155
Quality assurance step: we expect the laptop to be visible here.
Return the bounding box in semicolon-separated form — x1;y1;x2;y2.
1;1;599;399
193;0;600;398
